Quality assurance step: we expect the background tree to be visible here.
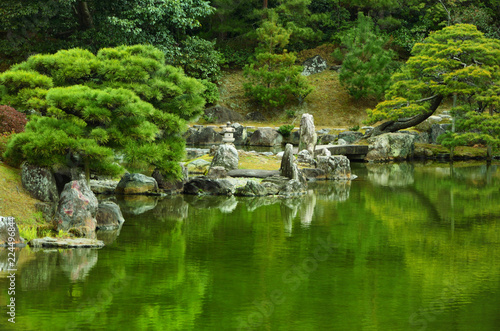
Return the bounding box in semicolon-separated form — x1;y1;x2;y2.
0;45;206;179
366;24;500;145
243;11;313;108
334;12;397;100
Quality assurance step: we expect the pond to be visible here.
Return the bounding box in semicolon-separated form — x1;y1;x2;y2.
1;162;500;330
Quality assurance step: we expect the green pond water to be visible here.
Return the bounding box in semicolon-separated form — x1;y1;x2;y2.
2;162;500;331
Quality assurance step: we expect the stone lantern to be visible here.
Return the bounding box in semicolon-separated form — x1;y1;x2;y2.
221;122;235;144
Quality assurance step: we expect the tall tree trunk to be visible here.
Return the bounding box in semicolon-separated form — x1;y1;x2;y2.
263;0;268;9
74;1;94;30
367;95;444;137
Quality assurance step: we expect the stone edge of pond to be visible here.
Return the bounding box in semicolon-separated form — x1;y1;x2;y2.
29;237;105;249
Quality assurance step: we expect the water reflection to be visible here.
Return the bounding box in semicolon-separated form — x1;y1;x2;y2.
366;162;415;187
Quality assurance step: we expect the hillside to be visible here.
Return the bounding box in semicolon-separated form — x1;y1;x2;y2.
211;68;377;129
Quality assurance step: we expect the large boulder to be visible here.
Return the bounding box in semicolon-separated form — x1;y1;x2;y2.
232;123;248;145
152;165;187;193
21;163;59;203
261;176;307;196
186;159;211;174
185;126;223;145
280;144;297;180
338;131;363;144
299;113;317;156
210;144;239;171
204;105;244;123
56;180;99;238
301;55;328;76
234;180;268;196
115;173;159;195
366;133;416;162
96;201;125;230
415;115;442;132
316;155;351;180
247;128;283;146
183;177;234;196
0;217;24;247
431;124;452;144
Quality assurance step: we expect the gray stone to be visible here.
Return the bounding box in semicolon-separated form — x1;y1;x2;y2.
318;147;331;157
232;123;248;145
234;181;268;196
366;133;416;161
29;237;104;249
183;177;234;196
301;168;327;180
338;131;363;144
318;134;338;145
204;105;244;123
207;166;228;179
185;148;210;159
35;202;57;222
283;130;301;145
56;180;99;238
210;144;239;170
297;149;314;164
227;169;280;178
21;163;59;203
151;165;187;192
415;115;442;132
431;124;451;144
115;173;159;195
185;127;223;145
316;128;331;135
96;201;125;230
280;144;298;180
299;113;317;156
301;55;328;76
279;179;307;196
247;128;283;146
337;138;347;146
90;179;119;195
0;217;24;247
317;155;351;180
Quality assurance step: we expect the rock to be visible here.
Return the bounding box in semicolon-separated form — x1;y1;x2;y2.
152;166;187;193
35;202;57;222
366;163;415;187
183;177;234;195
186;159;211;174
207;166;228;179
279;179;307;196
366;133;416;162
115;173;159;195
0;217;24;247
232;123;248;145
185;148;210;159
318;147;331;157
89;179;119;195
297;149;314;165
96;201;125;230
330;65;342;72
56;180;99;238
338;131;363;144
299;113;317;156
318;134;338;145
337;138;347;146
415;115;443;132
245;111;267;122
204;105;244;123
185;126;223;145
261;176;306;196
210;144;239;171
431;124;451;144
280;144;298;180
247;128;283;146
227;169;280;178
316;128;330;135
276;151;284;158
29;237;104;249
234;180;268;196
21;163;59;203
283;131;301;145
301;168;327;180
317;155;351;180
301;55;328;76
261;182;281;195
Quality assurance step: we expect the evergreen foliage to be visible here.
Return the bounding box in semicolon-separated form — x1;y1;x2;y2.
0;45;206;178
334;13;397;100
367;24;500;152
243;11;313;108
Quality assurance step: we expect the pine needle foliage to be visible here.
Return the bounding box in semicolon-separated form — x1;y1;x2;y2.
243;11;313;109
0;45;206;178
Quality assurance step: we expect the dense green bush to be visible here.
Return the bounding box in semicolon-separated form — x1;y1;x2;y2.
0;45;206;179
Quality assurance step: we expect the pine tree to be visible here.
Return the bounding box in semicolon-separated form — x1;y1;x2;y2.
335;12;396;100
0;45;206;179
243;11;313;108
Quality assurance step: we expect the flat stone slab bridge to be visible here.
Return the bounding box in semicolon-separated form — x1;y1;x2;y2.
315;144;369;161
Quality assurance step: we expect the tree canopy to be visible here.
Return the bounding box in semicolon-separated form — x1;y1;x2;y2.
367;24;500;146
0;44;206;178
